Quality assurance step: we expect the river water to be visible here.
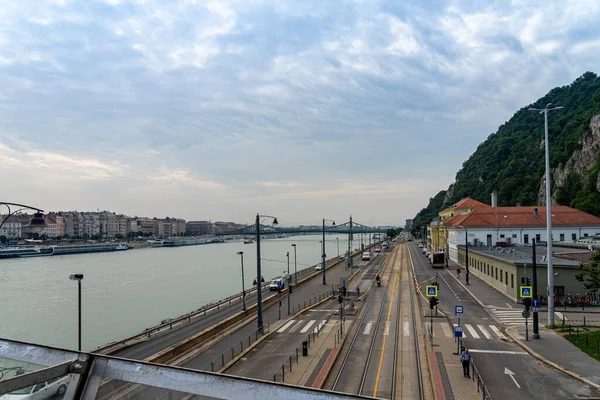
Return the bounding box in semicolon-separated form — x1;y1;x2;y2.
0;234;373;351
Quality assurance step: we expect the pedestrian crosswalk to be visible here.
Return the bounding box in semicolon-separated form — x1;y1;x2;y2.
276;319;329;334
491;309;532;326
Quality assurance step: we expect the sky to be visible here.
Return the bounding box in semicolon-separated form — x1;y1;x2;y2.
1;0;600;227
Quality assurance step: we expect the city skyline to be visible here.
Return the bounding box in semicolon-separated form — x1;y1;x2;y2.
2;1;600;225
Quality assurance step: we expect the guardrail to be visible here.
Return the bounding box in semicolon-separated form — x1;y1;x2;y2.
471;358;492;400
202;324;270;372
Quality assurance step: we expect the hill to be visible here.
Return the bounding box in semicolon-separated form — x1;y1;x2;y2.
412;72;600;234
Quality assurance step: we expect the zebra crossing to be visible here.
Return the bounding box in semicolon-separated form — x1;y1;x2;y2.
277;319;329;334
491;309;532;326
424;322;507;340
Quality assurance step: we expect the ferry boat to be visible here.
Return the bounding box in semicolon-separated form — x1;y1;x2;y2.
50;243;129;255
243;239;254;244
0;247;46;259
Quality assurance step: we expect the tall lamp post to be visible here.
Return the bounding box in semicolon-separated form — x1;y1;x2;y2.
458;225;469;284
291;243;298;284
69;274;84;351
255;213;279;333
286;252;291;315
322;218;335;285
236;251;246;311
529;103;564;327
336;237;339;258
0;202;46;237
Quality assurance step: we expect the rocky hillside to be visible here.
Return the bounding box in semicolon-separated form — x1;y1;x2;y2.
412;72;600;234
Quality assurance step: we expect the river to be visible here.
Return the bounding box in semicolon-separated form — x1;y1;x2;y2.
0;234;374;351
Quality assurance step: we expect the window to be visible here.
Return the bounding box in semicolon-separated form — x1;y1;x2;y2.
500;234;505;238
512;234;517;238
506;271;508;285
560;233;565;241
511;273;514;288
584;233;589;238
572;233;577;241
495;267;498;280
524;234;529;244
500;270;503;282
536;234;541;242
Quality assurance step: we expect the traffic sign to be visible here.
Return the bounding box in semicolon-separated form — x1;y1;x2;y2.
426;285;438;297
533;307;539;313
522;310;531;318
454;326;463;338
455;305;464;315
520;286;532;298
532;299;540;308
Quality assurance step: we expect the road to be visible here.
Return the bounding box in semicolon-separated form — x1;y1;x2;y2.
409;243;599;399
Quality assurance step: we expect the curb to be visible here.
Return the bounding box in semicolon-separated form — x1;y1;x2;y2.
505;326;600;390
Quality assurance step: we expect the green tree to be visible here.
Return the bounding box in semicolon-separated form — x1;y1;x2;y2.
575;249;600;292
115;233;125;240
0;235;7;244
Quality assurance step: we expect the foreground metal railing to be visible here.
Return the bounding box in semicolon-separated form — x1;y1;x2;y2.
471;358;492;400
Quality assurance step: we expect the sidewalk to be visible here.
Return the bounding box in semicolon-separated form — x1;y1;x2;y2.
509;325;600;387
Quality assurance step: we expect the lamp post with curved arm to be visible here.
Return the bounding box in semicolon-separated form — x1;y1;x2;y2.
322;218;335;285
458;225;469;284
255;213;278;333
0;202;46;239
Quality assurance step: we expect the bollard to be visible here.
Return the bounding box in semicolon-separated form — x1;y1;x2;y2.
290;356;292;372
211;362;214;372
222;354;225;367
231;347;234;359
248;336;251;347
302;340;308;356
170;323;173;330
282;366;285;382
241;341;243;352
296;347;299;362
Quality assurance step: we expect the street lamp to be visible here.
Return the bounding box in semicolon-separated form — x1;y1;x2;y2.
286;251;291;315
0;203;46;237
236;251;246;311
336;237;339;258
69;274;83;351
529;103;564;327
255;213;278;333
291;244;297;284
322;218;335;285
458;226;469;285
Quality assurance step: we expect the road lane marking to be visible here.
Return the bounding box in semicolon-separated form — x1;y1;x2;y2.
440;323;453;338
506;303;513;308
278;320;296;333
288;320;305;333
489;325;506;339
470;349;527;355
403;321;410;336
453;324;467;338
505;367;521;388
313;320;327;334
364;321;373;335
477;325;492;339
465;324;480;339
300;320;316;333
384;321;390;336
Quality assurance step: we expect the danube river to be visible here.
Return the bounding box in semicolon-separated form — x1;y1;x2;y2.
0;235;371;351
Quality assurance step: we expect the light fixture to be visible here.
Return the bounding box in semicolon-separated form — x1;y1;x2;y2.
27;212;47;233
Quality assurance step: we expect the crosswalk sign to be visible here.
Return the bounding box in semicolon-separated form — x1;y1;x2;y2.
426;285;438;297
520;286;532;298
454;326;463;338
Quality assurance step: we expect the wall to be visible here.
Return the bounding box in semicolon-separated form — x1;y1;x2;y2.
448;226;600;247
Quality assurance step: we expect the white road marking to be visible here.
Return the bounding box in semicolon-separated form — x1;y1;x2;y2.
403;321;410;336
453;324;467;338
288;320;305;333
440;322;453;338
506;303;513;309
489;325;506;339
364;321;373;335
425;322;433;337
300;320;316;333
477;325;492;339
277;320;296;333
505;367;521;388
309;309;338;312
313;320;327;333
555;312;566;321
384;321;390;336
470;349;527;355
465;324;480;339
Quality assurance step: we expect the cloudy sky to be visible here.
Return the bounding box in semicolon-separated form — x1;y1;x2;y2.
1;0;600;226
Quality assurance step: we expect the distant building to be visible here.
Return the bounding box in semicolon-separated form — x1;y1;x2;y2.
405;219;413;231
0;216;22;238
186;221;214;236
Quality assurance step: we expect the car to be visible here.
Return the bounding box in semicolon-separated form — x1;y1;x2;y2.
269;277;285;291
0;375;71;400
374;247;381;252
362;251;371;261
418;244;423;248
315;265;323;271
339;255;345;260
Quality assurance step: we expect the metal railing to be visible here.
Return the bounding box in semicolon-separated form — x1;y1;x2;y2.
202;324;270;372
471;358;492;400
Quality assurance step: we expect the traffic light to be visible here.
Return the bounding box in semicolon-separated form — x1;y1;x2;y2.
341;286;347;297
429;297;439;309
338;294;344;303
521;277;532;286
523;298;532;311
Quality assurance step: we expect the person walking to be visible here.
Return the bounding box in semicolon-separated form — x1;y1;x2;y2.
460;347;472;378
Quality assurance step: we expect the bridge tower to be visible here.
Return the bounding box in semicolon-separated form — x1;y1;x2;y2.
347;215;353;268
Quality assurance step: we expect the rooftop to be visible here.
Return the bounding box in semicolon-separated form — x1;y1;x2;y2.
462;244;589;267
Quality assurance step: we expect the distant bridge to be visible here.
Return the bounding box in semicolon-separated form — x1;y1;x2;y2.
218;220;389;236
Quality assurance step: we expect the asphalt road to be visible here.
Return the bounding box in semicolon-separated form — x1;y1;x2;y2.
409;243;600;399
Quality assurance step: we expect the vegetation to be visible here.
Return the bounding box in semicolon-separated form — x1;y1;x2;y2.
413;72;600;233
563;329;600;362
575;249;600;292
411;190;447;236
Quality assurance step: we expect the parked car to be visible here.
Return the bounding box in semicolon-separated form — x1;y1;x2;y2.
362;251;371;261
269;277;285;291
418;244;423;248
374;247;381;253
339;255;345;260
315;265;323;271
0;375;71;400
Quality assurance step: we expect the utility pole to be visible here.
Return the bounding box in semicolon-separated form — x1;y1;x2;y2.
532;239;540;339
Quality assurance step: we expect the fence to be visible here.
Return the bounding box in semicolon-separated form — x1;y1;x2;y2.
471;358;492;400
202;324;270;372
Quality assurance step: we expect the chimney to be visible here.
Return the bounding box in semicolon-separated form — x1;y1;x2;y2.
491;191;498;208
534;208;538;217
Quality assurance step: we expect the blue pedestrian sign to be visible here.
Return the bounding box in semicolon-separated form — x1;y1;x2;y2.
520;286;532;298
532;299;540;308
454;326;463;338
426;285;438;297
455;305;464;316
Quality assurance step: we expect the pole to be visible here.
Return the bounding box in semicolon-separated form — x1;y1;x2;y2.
465;228;469;284
347;215;353;269
293;244;297;284
532;239;539;338
525;317;529;341
256;214;264;333
544;108;555;327
78;279;82;352
278;289;282;320
287;252;291;316
337;238;339;258
240;253;246;311
322;219;326;285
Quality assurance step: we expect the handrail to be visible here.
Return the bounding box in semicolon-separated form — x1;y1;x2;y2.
471;358;492;399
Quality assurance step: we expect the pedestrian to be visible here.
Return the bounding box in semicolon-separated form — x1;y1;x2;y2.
460;347;472;378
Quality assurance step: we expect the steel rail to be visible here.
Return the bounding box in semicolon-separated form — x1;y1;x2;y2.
408;245;425;400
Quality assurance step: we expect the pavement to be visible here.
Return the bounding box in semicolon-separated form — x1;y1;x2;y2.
410;243;600;399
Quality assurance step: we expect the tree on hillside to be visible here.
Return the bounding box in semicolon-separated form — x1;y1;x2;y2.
575;249;600;292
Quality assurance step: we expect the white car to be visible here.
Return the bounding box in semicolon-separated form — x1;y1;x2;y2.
0;376;70;400
269;277;285;291
374;247;381;253
315;265;323;271
362;252;371;261
418;244;423;248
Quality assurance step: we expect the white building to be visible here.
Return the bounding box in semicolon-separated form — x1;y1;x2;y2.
446;204;600;262
0;217;22;238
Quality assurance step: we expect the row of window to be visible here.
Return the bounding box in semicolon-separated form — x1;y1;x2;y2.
470;257;514;289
